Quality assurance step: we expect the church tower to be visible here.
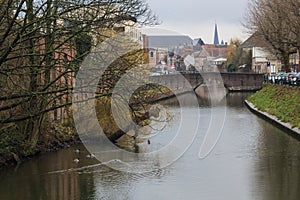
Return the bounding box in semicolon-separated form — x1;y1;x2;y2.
213;23;219;45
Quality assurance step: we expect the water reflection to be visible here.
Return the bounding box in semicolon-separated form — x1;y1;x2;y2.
0;147;97;200
226;92;254;107
0;93;300;200
252;120;300;200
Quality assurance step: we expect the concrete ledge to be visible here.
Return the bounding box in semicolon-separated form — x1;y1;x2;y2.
227;86;262;92
245;100;300;139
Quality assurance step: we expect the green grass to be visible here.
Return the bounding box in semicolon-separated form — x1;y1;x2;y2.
248;85;300;128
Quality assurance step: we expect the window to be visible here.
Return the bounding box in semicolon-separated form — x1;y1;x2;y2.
150;51;154;57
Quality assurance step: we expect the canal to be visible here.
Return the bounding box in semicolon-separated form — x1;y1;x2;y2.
1;93;300;200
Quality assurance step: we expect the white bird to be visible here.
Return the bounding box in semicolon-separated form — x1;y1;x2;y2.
90;153;95;158
86;153;96;158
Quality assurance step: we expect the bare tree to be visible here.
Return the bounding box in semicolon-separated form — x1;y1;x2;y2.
245;0;300;72
286;0;300;58
0;0;158;152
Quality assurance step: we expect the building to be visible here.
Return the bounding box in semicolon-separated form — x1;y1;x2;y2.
242;33;300;73
147;35;193;49
202;44;227;58
143;35;193;67
143;24;229;71
241;33;281;74
54;7;144;121
214;23;219;45
193;38;205;51
195;23;228;71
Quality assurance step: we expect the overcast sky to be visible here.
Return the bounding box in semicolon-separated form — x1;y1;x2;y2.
142;0;250;44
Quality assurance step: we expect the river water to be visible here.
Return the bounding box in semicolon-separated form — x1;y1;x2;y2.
1;93;300;200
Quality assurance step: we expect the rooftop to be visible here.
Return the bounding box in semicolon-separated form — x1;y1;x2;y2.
147;35;193;49
241;33;269;48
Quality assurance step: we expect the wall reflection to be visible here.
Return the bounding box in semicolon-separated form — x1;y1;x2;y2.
0;147;97;200
1;93;300;200
253;122;300;200
226;92;253;108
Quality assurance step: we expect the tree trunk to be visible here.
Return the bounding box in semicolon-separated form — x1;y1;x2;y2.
281;53;290;72
29;114;45;151
23;0;47;152
298;49;300;72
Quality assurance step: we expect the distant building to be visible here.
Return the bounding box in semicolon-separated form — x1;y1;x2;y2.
193;38;205;51
143;35;194;67
242;34;300;73
200;24;227;63
143;25;230;71
214;23;219;45
147;35;193;49
241;33;281;73
192;48;210;71
202;44;227;58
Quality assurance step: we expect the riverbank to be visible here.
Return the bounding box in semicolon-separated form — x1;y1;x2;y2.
246;85;300;136
0;121;80;168
0;86;174;168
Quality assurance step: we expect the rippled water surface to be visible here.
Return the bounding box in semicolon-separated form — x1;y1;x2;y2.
1;93;300;200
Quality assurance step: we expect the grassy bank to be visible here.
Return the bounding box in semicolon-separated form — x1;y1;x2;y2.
247;85;300;128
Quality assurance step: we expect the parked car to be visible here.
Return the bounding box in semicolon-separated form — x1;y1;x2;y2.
274;72;285;84
294;72;300;86
278;73;289;85
269;74;276;84
287;73;297;85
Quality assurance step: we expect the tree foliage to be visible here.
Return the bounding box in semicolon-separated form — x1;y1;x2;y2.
227;38;252;72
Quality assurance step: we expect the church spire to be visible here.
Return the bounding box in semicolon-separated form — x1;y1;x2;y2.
214;23;219;45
